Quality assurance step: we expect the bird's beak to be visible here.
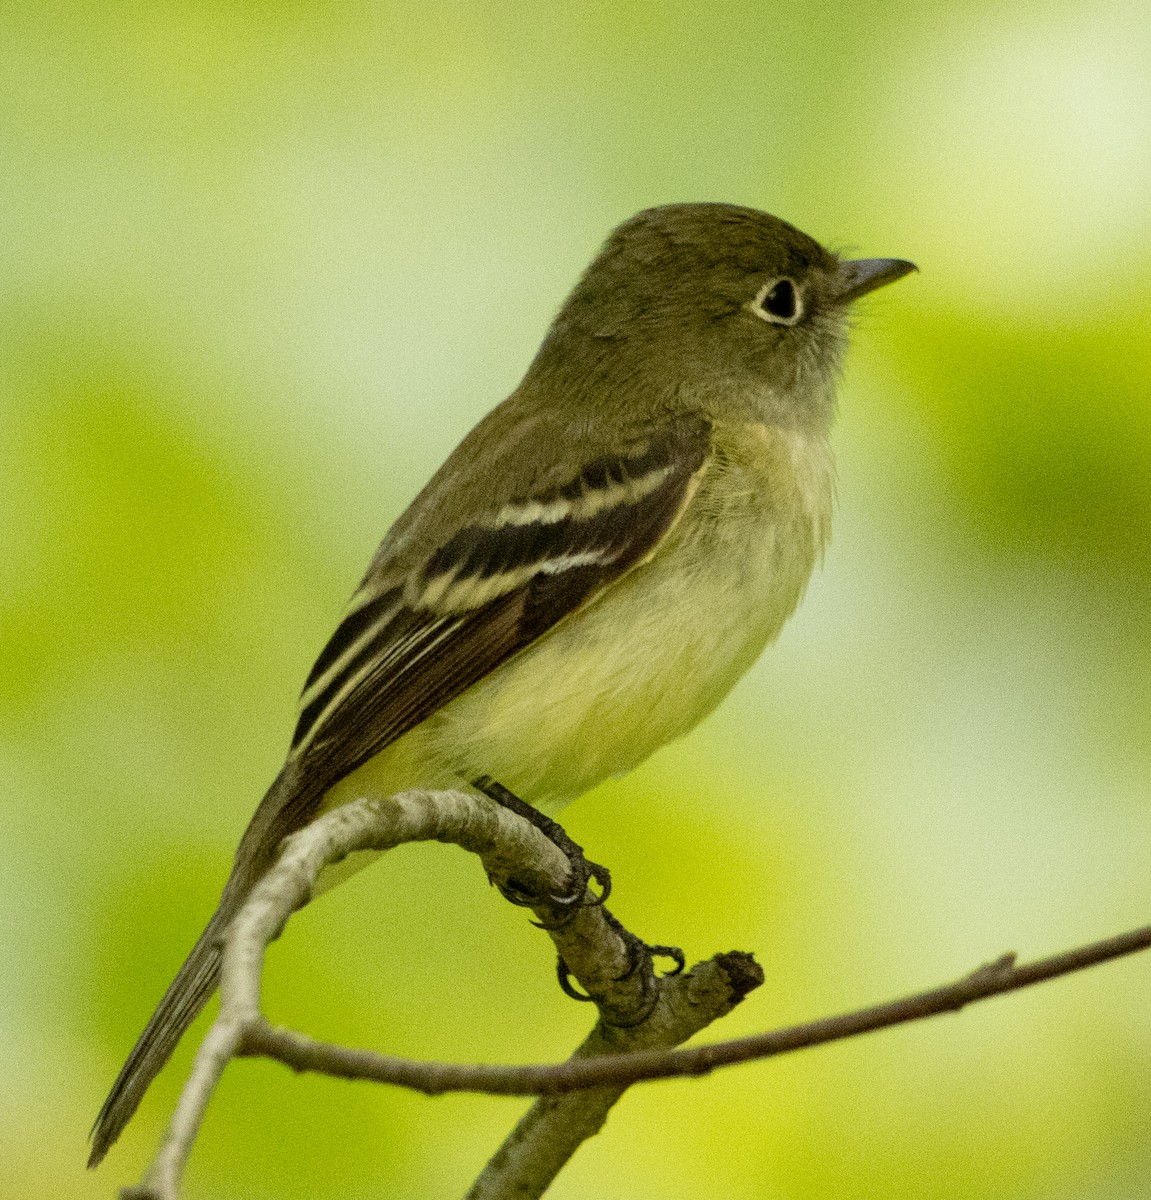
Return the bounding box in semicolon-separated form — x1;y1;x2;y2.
835;257;917;303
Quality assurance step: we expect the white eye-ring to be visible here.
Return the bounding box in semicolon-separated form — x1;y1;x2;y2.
750;277;803;326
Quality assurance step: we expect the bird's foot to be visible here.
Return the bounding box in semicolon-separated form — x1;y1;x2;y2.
557;908;685;1007
473;774;611;920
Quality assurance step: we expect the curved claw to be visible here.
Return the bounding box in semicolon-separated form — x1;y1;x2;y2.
529;869;609;928
545;864;611;911
554;926;683;1012
530;906;581;932
605;920;685;986
556;955;595;1002
584;865;612;907
475;774;612;915
649;943;686;976
494;878;543;908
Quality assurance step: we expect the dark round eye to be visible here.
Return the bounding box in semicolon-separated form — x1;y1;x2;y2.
752;277;802;325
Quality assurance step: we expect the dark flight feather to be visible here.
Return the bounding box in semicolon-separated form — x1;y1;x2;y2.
89;419;711;1167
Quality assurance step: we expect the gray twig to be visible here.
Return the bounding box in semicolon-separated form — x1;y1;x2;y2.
120;787;1151;1200
121;789;760;1199
237;930;1151;1101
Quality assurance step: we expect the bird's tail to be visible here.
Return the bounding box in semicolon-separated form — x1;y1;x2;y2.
87;898;232;1169
88;766;313;1168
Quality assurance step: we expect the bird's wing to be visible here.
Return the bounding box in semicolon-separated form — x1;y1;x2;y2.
88;416;712;1168
246;417;712;859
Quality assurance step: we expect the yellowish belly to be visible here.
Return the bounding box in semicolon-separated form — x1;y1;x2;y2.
324;423;834;819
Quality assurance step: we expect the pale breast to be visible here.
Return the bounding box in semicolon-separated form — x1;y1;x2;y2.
416;420;836;809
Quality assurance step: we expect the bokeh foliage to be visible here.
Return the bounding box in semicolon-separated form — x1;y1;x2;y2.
3;2;1150;1197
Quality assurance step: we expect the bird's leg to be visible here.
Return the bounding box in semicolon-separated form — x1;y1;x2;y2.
472;775;684;1008
472;775;611;915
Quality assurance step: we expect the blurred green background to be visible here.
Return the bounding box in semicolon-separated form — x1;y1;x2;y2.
3;1;1151;1197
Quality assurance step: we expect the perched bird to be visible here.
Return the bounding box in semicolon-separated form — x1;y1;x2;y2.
89;202;914;1165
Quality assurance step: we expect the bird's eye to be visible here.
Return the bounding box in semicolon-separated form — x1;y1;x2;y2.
751;277;803;326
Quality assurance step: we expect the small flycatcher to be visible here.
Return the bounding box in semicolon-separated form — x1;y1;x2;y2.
90;202;915;1164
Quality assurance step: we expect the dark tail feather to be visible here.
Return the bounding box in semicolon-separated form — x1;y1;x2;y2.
88;768;312;1168
87;901;232;1169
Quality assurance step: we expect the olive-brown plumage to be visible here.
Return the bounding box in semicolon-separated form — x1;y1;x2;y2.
90;204;914;1166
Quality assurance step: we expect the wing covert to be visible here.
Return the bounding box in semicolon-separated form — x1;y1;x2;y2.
287;419;711;809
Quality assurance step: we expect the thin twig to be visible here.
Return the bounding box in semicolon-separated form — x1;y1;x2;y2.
242;926;1151;1097
463;951;764;1200
122;786;1151;1200
122;789;758;1199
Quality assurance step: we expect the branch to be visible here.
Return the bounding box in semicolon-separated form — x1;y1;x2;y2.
122;785;1151;1199
123;789;761;1200
242;923;1151;1099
